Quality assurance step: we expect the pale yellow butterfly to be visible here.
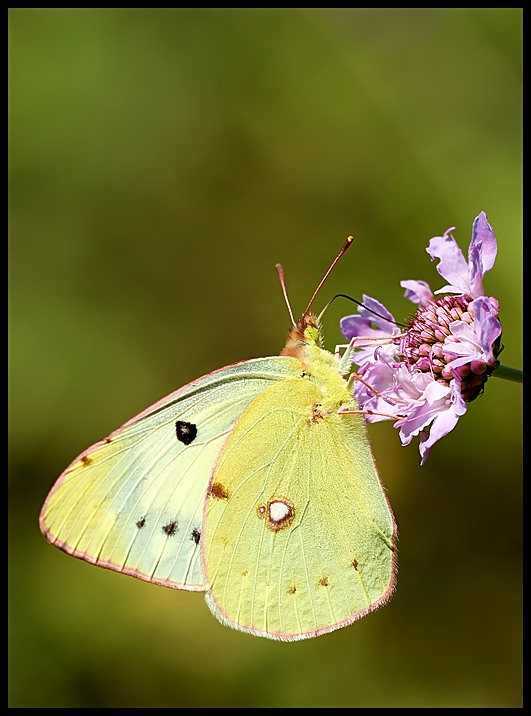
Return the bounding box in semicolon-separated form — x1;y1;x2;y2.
40;237;397;641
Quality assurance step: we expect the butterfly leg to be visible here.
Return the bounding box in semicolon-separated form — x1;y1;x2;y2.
335;339;358;376
340;371;411;420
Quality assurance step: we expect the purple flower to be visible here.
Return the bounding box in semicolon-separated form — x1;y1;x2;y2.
340;211;503;464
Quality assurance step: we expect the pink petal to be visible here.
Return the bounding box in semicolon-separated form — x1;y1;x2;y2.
470;211;497;275
400;280;434;306
427;235;470;294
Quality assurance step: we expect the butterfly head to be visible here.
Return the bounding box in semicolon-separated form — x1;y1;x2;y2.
277;236;355;360
280;312;323;358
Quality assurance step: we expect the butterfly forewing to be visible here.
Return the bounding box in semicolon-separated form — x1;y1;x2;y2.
203;366;397;641
40;357;301;591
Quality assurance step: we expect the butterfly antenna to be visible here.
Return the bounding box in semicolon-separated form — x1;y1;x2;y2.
303;235;355;318
275;263;297;327
317;293;408;328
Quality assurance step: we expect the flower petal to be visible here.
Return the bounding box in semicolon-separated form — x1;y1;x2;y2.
418;382;467;464
400;279;434;306
470;211;497;275
340;294;397;339
395;381;451;439
353;360;399;422
427;234;470;295
469;296;502;360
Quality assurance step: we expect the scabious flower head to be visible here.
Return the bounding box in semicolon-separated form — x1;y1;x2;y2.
340;211;503;464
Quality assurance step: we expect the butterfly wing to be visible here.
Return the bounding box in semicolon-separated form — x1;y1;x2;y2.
40;356;301;591
203;370;397;640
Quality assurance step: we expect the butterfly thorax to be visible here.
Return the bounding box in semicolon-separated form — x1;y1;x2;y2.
281;312;354;412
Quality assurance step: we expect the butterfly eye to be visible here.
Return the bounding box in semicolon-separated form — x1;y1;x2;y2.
303;325;320;344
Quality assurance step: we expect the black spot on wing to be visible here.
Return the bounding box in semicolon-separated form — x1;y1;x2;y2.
175;420;198;445
162;521;178;536
136;517;146;529
191;528;201;545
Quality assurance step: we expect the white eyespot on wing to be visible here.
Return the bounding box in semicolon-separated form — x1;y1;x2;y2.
257;496;295;533
269;500;291;523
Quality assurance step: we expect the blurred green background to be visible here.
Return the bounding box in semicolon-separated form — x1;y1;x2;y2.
9;8;522;708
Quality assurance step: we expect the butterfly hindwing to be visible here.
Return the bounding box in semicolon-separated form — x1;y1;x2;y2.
40;356;302;591
203;347;397;641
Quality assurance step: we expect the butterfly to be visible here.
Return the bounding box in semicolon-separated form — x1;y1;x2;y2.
39;236;397;642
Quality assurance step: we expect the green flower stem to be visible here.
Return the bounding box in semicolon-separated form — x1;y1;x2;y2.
492;364;523;383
